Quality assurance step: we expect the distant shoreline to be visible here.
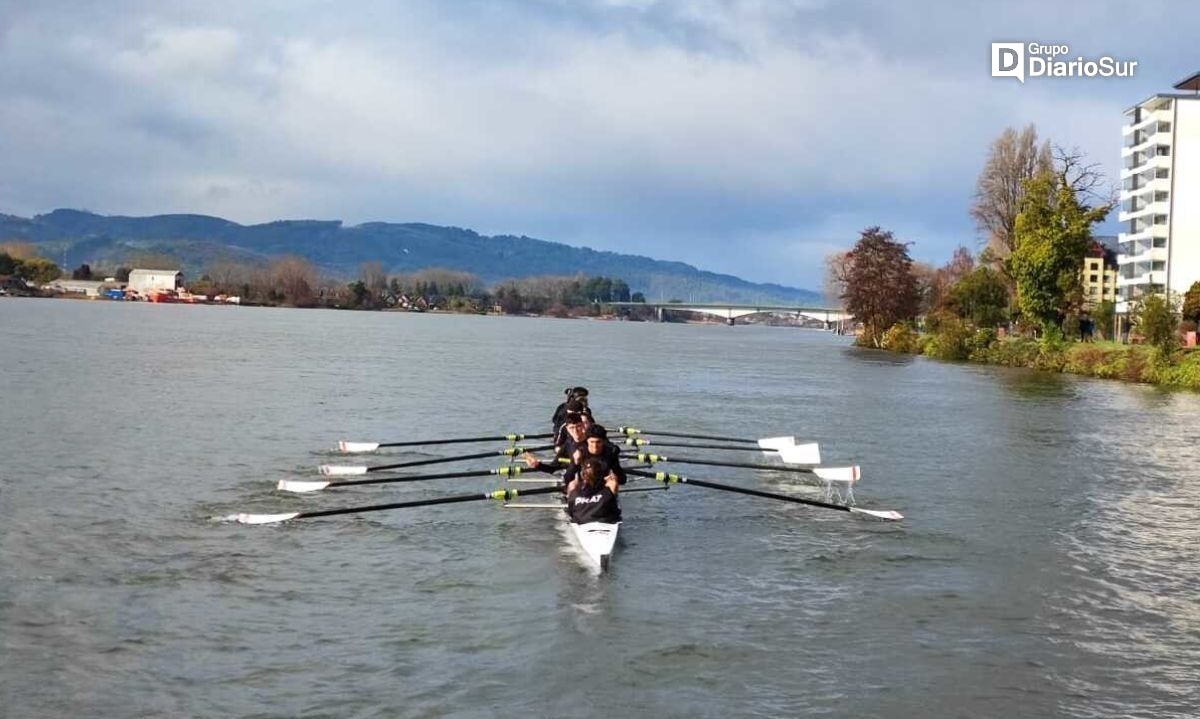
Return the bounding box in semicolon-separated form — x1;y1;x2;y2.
2;292;834;328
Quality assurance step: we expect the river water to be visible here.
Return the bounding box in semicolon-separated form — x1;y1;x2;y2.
1;299;1197;718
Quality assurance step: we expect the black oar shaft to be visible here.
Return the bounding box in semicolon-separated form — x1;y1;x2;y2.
627;453;816;474
295;486;562;520
367;445;552;472
379;433;552;448
627;441;763;452
623;428;756;443
626;469;848;513
331;469;493;488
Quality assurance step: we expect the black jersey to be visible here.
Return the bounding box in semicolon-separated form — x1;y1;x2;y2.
562;441;626;485
567;482;620;523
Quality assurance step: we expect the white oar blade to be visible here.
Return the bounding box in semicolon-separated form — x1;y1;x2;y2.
277;480;331;493
777;442;821;465
813;465;861;484
225;512;301;525
757;436;796;451
849;507;904;521
319;464;368;477
338;441;380;454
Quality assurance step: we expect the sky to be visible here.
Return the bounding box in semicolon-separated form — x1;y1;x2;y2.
1;0;1197;290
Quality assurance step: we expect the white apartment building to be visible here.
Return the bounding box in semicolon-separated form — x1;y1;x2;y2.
1117;72;1200;316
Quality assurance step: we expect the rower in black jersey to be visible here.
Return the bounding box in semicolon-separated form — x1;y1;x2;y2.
564;424;626;486
523;411;587;474
551;387;592;436
565;456;621;524
553;399;593;452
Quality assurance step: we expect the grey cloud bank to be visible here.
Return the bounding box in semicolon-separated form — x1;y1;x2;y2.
1;0;1195;287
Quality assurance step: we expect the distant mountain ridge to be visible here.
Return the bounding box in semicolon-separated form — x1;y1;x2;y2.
0;209;820;304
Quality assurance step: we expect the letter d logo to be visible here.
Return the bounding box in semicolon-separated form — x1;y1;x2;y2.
991;42;1024;83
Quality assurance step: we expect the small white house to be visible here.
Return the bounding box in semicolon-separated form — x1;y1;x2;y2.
127;269;182;293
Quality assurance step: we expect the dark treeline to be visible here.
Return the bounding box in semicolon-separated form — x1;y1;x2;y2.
2;242;651;317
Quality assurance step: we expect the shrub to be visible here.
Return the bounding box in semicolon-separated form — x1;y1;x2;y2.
881;323;920;354
967;328;998;361
923;317;973;361
1134;294;1178;355
1154;350;1200;389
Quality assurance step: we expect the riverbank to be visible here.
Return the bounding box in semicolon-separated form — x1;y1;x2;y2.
879;324;1200;390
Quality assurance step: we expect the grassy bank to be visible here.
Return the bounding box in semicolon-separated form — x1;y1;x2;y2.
879;323;1200;390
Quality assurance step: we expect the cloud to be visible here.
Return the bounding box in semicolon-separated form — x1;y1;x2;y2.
0;0;1191;287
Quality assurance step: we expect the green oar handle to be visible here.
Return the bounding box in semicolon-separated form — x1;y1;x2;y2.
327;468;495;488
627;452;816;475
379;432;553;448
367;445;553;472
627;469;849;513
618;427;756;444
294;485;563;520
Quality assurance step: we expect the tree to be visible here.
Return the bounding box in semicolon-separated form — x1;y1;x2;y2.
0;242;37;260
911;261;938;316
16;257;62;284
842;227;920;347
631;291;646;303
1133;293;1178;354
1093;300;1116;341
1182;281;1200;325
360;262;388;295
823;251;851;306
1008;170;1111;335
947;267;1009;328
931;247;976;310
72;263;93;280
0;252;15;275
267;256;317;306
971;125;1052;262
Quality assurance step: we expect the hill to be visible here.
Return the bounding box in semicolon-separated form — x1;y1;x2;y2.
0;209;820;304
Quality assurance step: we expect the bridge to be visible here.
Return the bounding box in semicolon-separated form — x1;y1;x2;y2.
605;302;853;327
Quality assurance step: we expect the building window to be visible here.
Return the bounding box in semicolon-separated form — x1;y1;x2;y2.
1090;274;1098;282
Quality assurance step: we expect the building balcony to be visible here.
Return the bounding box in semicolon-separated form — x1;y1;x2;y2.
1118;200;1170;223
1117;270;1166;288
1122;108;1173;136
1117;247;1168;266
1118;225;1169;246
1122;123;1173;153
1119;185;1167;207
1122;172;1170;194
1121;154;1172;179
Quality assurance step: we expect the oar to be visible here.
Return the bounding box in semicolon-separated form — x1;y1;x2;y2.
223;485;563;525
319;445;553;476
626;452;847;479
627;469;902;521
279;465;537;493
619;438;821;465
618;426;796;451
337;432;552;454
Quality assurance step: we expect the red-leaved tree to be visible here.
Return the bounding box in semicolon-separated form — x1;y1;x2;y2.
843;227;921;347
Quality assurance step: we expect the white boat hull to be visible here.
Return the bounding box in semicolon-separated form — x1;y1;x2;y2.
568;520;620;571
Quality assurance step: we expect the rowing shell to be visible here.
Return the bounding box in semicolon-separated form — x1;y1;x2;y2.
568;519;620;571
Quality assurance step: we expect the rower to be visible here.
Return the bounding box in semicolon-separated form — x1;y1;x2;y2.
565;457;621;524
552;387;592;436
523;411;588;474
568;424;626;486
553;399;592;452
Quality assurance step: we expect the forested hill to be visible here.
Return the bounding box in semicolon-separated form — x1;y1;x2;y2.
0;209;819;304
